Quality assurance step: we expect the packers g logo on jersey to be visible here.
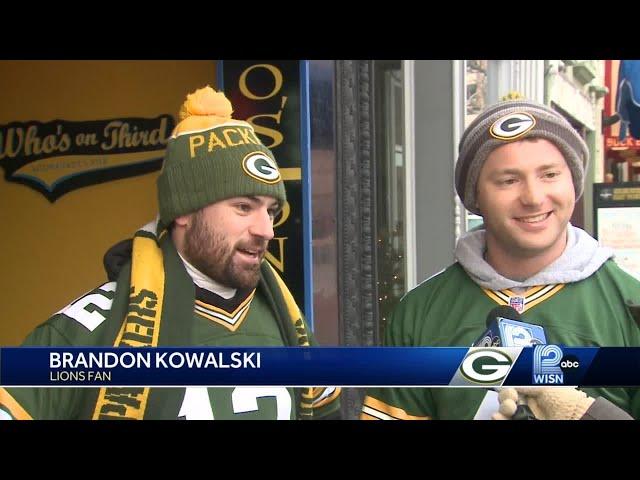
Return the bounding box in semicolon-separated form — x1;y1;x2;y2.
489;112;536;140
242;151;281;184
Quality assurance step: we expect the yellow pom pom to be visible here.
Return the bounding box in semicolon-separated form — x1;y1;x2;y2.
179;86;233;120
500;91;526;101
173;86;234;136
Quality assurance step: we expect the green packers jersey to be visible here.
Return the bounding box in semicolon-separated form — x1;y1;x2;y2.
362;260;640;420
179;286;336;420
1;281;340;420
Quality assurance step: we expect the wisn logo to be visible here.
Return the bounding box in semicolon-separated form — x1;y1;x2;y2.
533;345;564;384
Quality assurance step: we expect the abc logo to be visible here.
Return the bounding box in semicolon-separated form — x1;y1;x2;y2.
459;349;513;384
560;355;580;370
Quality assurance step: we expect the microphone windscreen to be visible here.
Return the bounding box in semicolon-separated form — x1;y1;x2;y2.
485;305;522;328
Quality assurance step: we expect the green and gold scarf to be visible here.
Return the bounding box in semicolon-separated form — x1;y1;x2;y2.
91;221;315;420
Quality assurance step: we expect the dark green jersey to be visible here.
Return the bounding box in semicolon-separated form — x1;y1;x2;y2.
0;281;340;420
362;260;640;420
178;286;339;420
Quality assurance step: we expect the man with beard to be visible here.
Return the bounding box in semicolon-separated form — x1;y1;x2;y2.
0;87;341;420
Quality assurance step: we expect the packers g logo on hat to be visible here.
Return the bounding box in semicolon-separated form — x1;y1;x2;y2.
242;151;282;184
490;112;536;140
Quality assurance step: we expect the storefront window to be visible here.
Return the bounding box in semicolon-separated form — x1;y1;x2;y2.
375;60;406;335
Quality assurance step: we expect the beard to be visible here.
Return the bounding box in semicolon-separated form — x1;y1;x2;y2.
182;211;267;289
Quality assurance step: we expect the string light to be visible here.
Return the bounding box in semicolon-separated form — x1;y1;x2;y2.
377;226;406;335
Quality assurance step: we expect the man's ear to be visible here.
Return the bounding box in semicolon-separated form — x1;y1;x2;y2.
174;213;191;228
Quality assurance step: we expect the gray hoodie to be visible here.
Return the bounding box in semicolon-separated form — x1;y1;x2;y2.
454;224;614;291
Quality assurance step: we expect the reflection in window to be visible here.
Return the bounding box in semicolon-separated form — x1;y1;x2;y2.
466;60;488;116
309;60;339;345
375;61;406;337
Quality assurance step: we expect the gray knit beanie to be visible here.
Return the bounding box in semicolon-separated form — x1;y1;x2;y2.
455;99;589;215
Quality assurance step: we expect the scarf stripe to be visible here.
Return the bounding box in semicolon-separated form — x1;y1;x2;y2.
92;231;166;420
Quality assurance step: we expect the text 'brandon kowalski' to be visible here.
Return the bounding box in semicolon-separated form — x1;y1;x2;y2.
50;351;261;369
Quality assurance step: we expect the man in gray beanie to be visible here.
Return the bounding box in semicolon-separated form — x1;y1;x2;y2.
456;99;589;217
362;99;640;421
1;86;341;420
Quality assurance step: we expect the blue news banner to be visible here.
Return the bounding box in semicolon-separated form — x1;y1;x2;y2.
1;346;640;387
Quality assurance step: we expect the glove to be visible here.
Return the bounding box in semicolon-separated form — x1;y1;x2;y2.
491;387;595;420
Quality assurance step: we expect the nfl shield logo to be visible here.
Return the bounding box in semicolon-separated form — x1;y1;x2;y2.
509;296;525;313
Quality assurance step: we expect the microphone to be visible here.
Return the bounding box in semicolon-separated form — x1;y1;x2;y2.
473;306;543;420
473;306;546;347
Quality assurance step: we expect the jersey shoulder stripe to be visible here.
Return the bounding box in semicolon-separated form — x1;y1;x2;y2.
361;395;430;420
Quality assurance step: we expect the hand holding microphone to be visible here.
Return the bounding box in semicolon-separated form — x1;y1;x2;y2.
478;306;632;420
473;305;544;420
492;387;595;420
476;306;583;420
